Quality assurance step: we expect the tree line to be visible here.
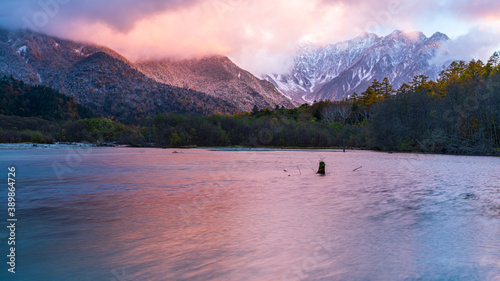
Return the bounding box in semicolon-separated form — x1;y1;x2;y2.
366;53;500;154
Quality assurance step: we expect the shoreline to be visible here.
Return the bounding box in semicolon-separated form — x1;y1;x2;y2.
0;142;103;149
197;147;500;157
1;142;498;157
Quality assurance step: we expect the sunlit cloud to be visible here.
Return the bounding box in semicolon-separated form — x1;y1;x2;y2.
0;0;499;74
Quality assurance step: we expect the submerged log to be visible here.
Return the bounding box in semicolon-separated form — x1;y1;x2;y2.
317;161;325;175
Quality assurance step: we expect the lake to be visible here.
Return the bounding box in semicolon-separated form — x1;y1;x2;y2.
1;148;499;280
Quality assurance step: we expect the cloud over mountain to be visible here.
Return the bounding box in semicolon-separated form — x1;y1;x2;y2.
0;0;498;75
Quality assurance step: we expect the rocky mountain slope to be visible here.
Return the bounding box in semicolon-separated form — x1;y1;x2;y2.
0;29;292;119
264;30;450;103
137;56;295;112
60;51;238;120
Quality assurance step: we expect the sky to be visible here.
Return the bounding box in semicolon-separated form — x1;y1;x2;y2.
1;0;499;74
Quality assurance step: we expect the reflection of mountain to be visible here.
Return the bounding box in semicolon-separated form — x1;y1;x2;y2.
264;30;450;103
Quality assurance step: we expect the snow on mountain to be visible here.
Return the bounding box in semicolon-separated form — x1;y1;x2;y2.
136;56;295;112
16;45;27;55
264;30;450;103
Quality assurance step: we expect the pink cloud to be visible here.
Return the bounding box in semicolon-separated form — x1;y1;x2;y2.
453;0;500;20
0;0;499;74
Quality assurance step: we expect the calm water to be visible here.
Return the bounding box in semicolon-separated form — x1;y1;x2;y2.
1;148;499;281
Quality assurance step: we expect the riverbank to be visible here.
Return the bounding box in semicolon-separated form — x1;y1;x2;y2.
188;145;500;157
1;142;498;157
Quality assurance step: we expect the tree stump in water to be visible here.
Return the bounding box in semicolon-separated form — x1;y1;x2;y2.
317;161;325;175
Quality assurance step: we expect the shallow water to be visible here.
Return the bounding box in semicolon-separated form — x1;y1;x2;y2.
1;148;499;280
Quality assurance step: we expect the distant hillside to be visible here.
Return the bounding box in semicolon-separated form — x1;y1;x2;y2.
0;29;294;120
0;29;239;120
0;75;94;120
136;56;296;112
58;51;238;120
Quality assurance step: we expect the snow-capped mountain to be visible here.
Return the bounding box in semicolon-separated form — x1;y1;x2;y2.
264;30;450;103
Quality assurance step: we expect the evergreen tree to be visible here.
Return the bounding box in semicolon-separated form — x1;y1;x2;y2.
381;77;393;97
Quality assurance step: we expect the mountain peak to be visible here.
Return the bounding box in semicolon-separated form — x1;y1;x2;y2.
264;30;448;103
354;32;379;41
387;30;426;42
430;32;449;42
388;30;404;37
199;54;232;64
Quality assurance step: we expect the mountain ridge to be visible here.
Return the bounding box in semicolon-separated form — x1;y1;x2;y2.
264;30;451;103
136;55;295;112
0;29;293;119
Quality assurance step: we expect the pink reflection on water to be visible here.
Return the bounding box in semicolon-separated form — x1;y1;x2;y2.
9;148;500;280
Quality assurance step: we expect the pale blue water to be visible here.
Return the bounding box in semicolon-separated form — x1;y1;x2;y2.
0;148;499;280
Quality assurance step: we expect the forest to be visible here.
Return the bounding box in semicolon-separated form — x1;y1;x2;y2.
1;53;499;155
149;53;500;155
0;75;144;145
